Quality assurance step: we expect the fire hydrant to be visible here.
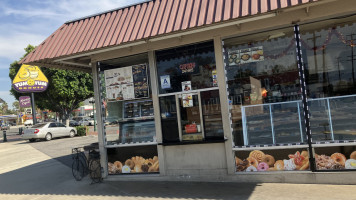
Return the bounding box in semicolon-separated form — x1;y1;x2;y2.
3;131;7;142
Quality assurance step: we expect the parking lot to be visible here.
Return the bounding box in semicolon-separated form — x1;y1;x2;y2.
1;126;98;168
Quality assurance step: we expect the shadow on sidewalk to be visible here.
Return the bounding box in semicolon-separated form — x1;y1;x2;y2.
0;156;256;200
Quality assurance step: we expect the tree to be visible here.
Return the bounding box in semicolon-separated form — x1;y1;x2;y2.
1;102;8;114
9;45;94;124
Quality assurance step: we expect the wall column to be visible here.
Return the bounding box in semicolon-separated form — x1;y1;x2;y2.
91;61;108;178
214;36;235;174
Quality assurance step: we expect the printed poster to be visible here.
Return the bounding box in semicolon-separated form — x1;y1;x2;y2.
227;50;240;66
181;81;192;91
132;64;149;98
104;64;149;101
212;70;218;87
160;75;171;89
227;46;264;66
182;94;193;108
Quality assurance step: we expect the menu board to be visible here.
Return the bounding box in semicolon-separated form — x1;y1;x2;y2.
105;64;149;101
133;64;149;98
228;46;264;66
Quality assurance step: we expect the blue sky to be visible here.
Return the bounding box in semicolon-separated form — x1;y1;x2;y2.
0;0;143;108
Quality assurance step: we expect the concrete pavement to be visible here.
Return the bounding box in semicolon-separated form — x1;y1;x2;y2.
1;140;356;200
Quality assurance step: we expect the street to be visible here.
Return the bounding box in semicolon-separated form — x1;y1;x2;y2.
1;129;356;199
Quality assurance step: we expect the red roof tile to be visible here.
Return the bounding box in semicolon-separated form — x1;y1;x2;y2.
22;0;318;64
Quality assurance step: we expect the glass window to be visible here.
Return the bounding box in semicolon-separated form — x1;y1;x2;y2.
157;42;224;143
179;93;202;141
159;95;179;142
32;123;47;128
201;90;224;139
99;53;156;146
156;41;218;94
49;123;57;128
300;16;356;143
224;27;305;147
313;145;356;171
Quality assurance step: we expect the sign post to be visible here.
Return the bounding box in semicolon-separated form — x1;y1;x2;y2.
12;64;49;125
31;93;37;125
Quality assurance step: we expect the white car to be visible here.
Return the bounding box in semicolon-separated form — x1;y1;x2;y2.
22;122;77;142
24;119;33;126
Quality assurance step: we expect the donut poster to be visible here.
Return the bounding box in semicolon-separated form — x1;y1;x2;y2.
235;149;310;172
315;151;356;170
108;156;159;174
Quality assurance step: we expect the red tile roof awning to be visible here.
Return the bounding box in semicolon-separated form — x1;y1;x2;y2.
21;0;318;69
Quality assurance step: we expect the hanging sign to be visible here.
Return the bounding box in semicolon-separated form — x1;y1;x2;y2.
160;75;171;89
19;96;31;107
227;46;264;66
12;64;48;93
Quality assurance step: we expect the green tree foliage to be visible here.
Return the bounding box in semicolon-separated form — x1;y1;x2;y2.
9;45;94;121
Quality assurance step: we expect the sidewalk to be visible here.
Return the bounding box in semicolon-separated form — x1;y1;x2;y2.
1;140;356;200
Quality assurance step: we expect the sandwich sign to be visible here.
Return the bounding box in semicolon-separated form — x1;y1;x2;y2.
12;64;48;93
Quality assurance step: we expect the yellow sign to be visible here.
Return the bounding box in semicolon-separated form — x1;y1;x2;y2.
12;64;48;93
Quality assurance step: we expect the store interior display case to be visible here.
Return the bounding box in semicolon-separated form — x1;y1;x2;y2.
106;99;156;146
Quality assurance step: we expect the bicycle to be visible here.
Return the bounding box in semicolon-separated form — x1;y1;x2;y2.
71;147;88;181
87;149;102;183
72;146;102;183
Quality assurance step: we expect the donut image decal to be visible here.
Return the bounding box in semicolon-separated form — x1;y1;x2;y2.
108;156;159;174
235;149;310;172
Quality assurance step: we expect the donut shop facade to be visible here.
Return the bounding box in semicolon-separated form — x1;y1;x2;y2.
21;0;356;184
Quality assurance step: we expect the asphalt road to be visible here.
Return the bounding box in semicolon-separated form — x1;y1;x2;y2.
1;126;98;168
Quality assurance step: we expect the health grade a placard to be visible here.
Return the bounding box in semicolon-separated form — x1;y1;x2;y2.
12;64;49;93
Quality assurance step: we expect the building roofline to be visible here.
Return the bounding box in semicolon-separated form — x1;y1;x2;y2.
65;0;153;24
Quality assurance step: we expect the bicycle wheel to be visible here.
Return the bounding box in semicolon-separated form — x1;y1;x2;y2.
72;159;85;181
79;152;89;176
89;159;102;183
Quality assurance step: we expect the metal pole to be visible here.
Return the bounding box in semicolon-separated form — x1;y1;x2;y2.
3;131;7;142
294;25;315;171
93;101;96;131
31;93;37;125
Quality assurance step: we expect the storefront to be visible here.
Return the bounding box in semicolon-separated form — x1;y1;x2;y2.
21;0;356;183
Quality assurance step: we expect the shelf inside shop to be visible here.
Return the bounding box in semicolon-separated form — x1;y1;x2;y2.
233;144;309;151
312;141;356;147
105;141;158;148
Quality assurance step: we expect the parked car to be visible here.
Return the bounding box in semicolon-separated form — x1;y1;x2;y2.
88;118;94;126
8;122;16;126
72;116;91;126
1;124;10;130
22;122;77;142
69;120;80;127
24;120;33;126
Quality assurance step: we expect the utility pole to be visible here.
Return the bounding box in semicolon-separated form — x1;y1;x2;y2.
307;33;322;79
345;33;356;86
